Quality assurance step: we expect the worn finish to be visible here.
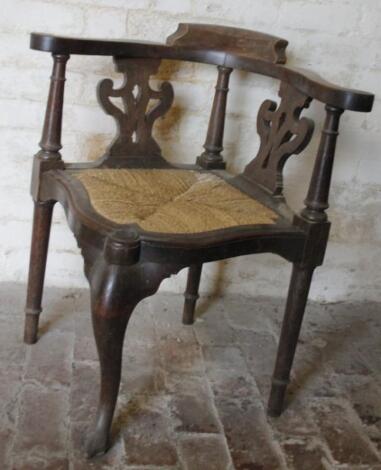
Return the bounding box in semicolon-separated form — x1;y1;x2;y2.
23;23;374;457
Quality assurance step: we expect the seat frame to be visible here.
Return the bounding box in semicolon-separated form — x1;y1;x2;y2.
23;23;374;457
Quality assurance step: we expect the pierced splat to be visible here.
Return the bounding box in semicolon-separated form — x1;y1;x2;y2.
243;82;314;196
98;58;174;166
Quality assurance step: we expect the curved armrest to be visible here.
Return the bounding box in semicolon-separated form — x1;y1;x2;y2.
30;24;374;113
222;56;374;113
31;23;288;63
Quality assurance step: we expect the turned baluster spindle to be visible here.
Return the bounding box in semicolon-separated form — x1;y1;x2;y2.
301;105;344;222
38;54;70;161
197;65;233;169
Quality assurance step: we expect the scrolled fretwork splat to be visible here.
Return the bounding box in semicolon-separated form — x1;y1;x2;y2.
98;58;174;165
243;82;314;196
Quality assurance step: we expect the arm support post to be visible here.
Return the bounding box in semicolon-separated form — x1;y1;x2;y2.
301;105;344;222
197;65;232;169
39;54;70;160
31;54;69;200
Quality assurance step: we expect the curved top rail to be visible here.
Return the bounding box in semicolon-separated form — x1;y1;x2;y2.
166;23;288;64
30;29;374;113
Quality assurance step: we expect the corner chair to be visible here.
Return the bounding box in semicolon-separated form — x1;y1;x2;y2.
23;23;374;457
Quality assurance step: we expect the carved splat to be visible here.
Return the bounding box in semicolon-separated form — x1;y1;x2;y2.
243;82;314;195
98;58;174;164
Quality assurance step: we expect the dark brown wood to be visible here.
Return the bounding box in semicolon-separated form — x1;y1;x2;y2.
98;58;174;167
24;201;55;344
267;263;315;417
197;66;232;169
243;82;314;195
301;105;344;222
25;53;69;343
166;23;288;64
31;53;68;200
84;255;183;457
24;22;375;458
29;33;374;112
39;54;69;159
182;264;202;325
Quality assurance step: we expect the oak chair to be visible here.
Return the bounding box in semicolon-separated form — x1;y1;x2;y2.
23;23;374;457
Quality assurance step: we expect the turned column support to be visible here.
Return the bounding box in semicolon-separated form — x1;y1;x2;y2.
31;54;69;200
38;53;70;159
197;65;233;169
301;105;344;222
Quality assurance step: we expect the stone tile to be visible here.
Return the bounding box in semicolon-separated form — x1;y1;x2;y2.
74;309;94;339
0;427;13;470
338;374;381;452
25;331;74;387
202;345;247;372
0;282;24;317
0;286;381;468
0;316;26;365
38;289;77;334
15;384;69;457
121;396;178;467
152;297;197;345
270;404;319;438
124;300;156;347
312;399;381;466
70;362;99;423
15;457;70;470
239;330;278;375
206;366;261;401
158;337;204;375
223;295;277;333
281;437;333;470
215;398;285;469
179;435;231;470
193;315;236;346
0;366;23;426
160;370;209;396
169;392;221;434
121;328;162;398
73;334;98;362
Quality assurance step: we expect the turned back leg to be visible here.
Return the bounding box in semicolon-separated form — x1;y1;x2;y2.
267;263;315;417
24;200;55;344
182;264;202;325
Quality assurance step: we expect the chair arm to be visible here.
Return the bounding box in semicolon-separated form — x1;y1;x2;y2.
225;54;374;113
281;66;374;113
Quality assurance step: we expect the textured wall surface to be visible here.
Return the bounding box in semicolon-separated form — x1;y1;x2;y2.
0;0;380;301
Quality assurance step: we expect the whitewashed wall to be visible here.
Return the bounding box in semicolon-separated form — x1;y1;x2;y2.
0;0;380;302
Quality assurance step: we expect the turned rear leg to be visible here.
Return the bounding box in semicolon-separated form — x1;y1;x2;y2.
182;264;202;325
267;263;315;417
24;200;55;344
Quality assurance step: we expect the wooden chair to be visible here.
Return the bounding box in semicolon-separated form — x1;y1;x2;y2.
23;23;374;457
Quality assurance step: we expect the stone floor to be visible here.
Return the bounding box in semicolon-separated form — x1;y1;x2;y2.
0;283;380;469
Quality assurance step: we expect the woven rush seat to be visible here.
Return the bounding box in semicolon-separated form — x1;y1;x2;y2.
74;168;278;234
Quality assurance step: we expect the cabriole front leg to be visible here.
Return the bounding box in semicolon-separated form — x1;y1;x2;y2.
85;255;182;458
87;298;132;458
267;263;315;417
24;200;55;344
